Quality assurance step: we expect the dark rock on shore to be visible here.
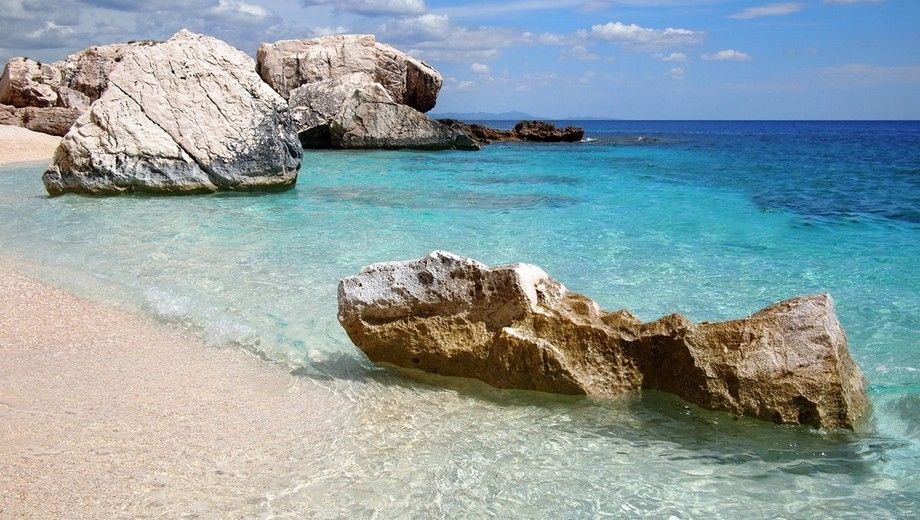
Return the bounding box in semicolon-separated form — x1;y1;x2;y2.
514;120;585;142
338;251;869;430
439;119;585;144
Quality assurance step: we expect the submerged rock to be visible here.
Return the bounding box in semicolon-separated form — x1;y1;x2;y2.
438;119;585;144
338;251;869;429
42;30;302;196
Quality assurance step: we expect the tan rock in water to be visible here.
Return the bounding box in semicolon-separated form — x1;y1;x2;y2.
338;251;869;429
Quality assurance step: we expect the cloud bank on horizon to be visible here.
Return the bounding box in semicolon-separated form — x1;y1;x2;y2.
0;0;916;119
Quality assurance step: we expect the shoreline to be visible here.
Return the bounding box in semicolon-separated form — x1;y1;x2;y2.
0;125;61;167
0;261;332;517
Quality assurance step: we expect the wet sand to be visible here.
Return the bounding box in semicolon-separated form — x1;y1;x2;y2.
0;263;333;518
0;125;61;166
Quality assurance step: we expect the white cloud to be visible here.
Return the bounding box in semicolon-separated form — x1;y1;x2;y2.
585;21;704;49
562;44;598;61
382;14;560;63
702;49;751;61
211;0;271;21
669;66;686;79
656;52;687;62
470;62;490;74
310;25;350;36
455;80;475;91
729;2;802;20
301;0;427;16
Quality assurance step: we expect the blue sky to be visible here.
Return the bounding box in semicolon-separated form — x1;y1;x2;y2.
1;0;917;118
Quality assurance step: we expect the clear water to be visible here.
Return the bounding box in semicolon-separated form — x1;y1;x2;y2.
1;121;918;517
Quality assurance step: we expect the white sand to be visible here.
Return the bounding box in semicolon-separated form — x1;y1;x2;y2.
0;264;335;517
0;125;61;166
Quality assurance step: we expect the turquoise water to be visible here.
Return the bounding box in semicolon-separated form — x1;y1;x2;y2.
1;121;918;517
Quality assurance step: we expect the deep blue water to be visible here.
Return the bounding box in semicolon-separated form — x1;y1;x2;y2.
0;120;917;517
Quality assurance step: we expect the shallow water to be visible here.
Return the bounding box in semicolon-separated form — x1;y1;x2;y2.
1;121;918;517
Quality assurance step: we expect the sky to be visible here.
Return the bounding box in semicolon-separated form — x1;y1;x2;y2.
1;0;918;119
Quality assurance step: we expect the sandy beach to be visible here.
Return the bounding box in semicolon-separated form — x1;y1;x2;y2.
0;263;332;518
0;125;61;166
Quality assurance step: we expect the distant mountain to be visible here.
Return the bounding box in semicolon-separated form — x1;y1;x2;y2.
429;111;537;120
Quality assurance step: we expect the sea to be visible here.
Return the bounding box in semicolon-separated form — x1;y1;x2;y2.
1;120;917;518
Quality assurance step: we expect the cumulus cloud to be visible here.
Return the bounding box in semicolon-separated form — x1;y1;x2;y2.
310;25;350;36
729;2;802;20
381;14;551;62
702;49;751;61
301;0;426;16
79;0;214;11
584;21;704;49
210;0;272;23
669;66;686;79
0;0;85;51
656;52;687;62
470;62;490;75
561;44;599;61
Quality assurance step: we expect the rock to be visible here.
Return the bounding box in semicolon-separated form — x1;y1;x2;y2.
439;119;585;144
338;251;869;429
0;42;148;136
0;104;23;126
55;42;149;102
514;120;584;142
436;119;513;144
21;106;82;136
0;104;81;136
257;34;441;113
287;72;374;147
257;34;460;150
0;58;60;108
42;30;302;196
55;87;91;111
330;85;478;150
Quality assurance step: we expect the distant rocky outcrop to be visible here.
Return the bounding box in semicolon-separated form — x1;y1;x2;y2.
0;42;147;135
42;30;302;196
257;34;475;151
439;119;585;144
338;251;869;430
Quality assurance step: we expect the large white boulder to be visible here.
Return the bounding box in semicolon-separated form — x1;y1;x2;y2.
42;30;302;196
